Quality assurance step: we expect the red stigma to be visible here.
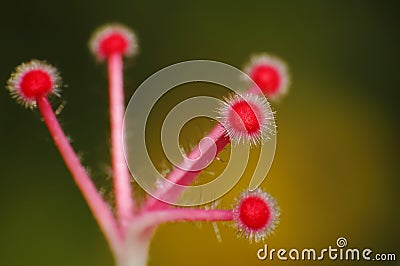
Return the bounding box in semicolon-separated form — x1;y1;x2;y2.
229;100;261;135
99;32;129;57
238;195;270;231
20;70;53;99
250;65;281;96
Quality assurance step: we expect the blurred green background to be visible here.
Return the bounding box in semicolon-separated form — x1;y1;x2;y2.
0;0;399;265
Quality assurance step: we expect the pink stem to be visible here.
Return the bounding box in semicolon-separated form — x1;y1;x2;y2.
124;208;233;265
143;124;230;210
135;208;233;231
36;96;122;253
108;53;134;227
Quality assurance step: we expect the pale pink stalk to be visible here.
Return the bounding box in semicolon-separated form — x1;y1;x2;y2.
143;124;230;210
36;95;123;254
136;208;233;229
120;209;233;266
108;53;134;228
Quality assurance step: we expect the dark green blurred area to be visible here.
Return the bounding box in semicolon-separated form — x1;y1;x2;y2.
0;1;399;265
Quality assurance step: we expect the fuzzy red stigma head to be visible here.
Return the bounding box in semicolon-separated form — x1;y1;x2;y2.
7;60;60;108
250;64;281;96
234;189;280;242
20;70;53;98
229;100;261;135
218;94;275;145
238;195;271;231
244;54;290;100
99;32;129;57
90;24;137;60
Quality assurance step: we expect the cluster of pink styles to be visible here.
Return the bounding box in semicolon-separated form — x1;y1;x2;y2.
6;23;290;266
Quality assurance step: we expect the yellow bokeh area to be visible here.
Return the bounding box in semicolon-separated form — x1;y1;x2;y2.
0;1;398;266
145;78;398;266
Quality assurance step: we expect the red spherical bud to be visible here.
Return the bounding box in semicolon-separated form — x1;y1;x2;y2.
19;70;53;98
250;65;280;95
99;32;129;57
7;60;61;108
218;94;275;145
234;189;280;242
244;54;290;100
239;195;270;231
89;24;137;60
229;100;261;135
